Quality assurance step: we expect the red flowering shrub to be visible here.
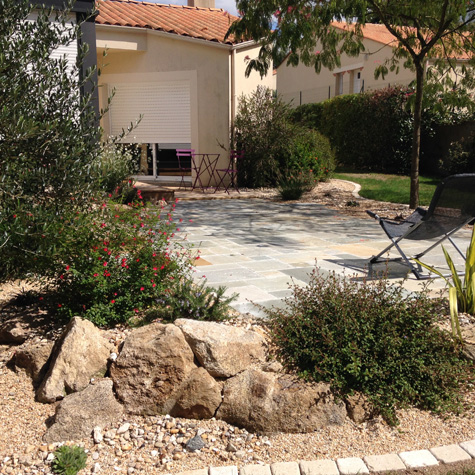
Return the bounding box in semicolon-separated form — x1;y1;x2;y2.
49;197;193;326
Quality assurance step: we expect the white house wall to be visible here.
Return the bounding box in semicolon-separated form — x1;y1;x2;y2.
277;37;415;106
233;44;276;99
97;26;229;160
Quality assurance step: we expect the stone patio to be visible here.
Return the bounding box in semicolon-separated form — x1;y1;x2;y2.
172;198;472;317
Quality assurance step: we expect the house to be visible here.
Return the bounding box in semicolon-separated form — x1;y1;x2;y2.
276;22;467;107
32;0;99;114
95;0;275;179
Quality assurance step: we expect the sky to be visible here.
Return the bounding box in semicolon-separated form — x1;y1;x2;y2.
163;0;239;16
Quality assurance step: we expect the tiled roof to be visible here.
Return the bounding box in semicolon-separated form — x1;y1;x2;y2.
332;22;398;47
332;21;471;59
95;0;239;44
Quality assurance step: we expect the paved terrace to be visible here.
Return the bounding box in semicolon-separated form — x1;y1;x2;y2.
172;197;471;317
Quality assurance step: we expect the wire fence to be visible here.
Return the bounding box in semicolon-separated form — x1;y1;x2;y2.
280;79;411;107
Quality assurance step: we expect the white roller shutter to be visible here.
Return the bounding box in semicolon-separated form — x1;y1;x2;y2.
28;12;78;74
108;81;191;144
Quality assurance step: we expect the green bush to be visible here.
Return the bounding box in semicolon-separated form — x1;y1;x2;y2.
151;279;237;322
284;128;334;180
233;86;334;188
291;87;414;174
94;142;138;202
51;445;87;475
234;86;296;188
46;198;192;326
277;170;316;200
440;135;475;176
0;0;101;282
265;270;474;425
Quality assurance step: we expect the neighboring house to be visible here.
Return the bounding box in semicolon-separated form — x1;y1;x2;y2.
31;0;99;113
95;0;275;179
277;22;467;107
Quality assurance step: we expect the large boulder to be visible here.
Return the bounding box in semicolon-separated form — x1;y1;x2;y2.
170;367;222;420
175;319;267;378
36;317;113;403
44;379;123;443
109;322;197;415
14;341;54;385
216;369;347;433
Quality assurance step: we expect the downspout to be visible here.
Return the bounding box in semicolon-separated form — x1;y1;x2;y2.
230;46;236;146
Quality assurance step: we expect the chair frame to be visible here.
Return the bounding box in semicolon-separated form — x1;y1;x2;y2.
214;150;241;194
367;174;475;279
175;149;194;189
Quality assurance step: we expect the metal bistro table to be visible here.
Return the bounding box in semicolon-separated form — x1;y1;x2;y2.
191;153;220;192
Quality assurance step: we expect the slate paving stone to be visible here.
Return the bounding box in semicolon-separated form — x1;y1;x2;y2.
173;198;472;318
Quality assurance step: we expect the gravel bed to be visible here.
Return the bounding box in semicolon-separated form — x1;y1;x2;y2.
1;315;475;475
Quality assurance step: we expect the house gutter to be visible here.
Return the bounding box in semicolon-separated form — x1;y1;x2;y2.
95;24;233;50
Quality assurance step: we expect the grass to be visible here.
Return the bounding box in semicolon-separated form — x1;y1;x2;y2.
333;171;440;206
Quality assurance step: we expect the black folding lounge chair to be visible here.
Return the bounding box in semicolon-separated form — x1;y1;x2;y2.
367;174;475;279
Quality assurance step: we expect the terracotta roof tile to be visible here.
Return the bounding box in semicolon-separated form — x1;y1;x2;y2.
96;0;239;44
332;21;471;60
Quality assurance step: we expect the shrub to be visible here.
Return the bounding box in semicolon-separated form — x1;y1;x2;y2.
234;86;296;188
51;445;87;475
233;86;334;188
151;279;237;322
45;197;192;327
440;135;475;176
291;87;414;174
284;128;334;181
277;170;316;201
265;270;474;425
94;142;139;202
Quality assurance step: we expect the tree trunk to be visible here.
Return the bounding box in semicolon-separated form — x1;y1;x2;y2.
409;62;425;209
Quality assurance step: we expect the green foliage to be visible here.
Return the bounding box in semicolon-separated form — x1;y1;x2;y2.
265;270;474;425
233;86;334;188
152;279;237;323
285;128;334;180
292;87;414;174
45;198;193;327
51;445;87;475
234;86;296;188
0;0;101;281
440;135;475;176
414;226;475;340
228;0;475;207
277;170;316;200
93;143;138;202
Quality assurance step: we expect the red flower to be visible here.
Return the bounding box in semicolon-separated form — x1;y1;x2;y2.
65;265;70;270
110;300;115;304
140;287;145;291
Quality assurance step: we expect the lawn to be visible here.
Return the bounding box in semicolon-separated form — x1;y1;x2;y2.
333;172;440;206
